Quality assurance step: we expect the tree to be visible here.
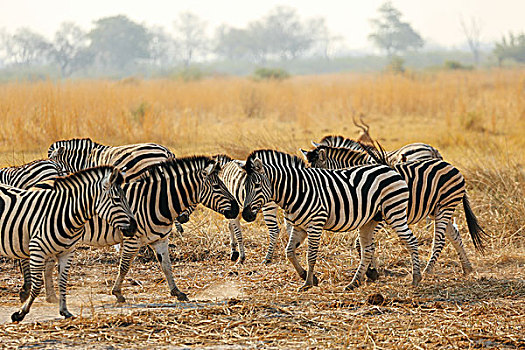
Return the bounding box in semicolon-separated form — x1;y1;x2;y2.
149;26;177;67
460;17;482;66
87;15;150;70
173;12;208;67
493;32;525;66
5;28;52;66
215;25;252;61
51;22;88;76
368;2;424;58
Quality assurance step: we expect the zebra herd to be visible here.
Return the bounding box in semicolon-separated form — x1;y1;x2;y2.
0;136;486;322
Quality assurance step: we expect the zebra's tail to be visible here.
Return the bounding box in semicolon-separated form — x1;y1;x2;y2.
358;140;393;167
462;194;489;253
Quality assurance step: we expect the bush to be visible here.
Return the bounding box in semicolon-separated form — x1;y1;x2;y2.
253;67;290;81
386;56;405;74
172;67;206;82
444;60;473;70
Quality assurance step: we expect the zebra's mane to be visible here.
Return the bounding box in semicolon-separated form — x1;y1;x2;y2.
48;138;104;156
318;135;364;151
0;159;57;172
306;145;368;164
47;165;122;189
138;156;219;180
245;149;306;174
212;154;234;167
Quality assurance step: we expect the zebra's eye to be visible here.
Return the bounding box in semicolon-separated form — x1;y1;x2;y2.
112;195;122;202
253;177;261;185
212;183;222;190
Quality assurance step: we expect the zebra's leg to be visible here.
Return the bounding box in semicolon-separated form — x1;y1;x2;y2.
286;226;308;281
228;218;245;263
423;209;454;275
12;248;46;322
44;258;58;303
57;251;74;318
149;239;189;301
175;205;196;233
346;220;379;290
299;224;324;292
354;224;383;281
444;219;473;275
18;259;32;303
261;203;280;264
390;222;421;287
111;237;141;303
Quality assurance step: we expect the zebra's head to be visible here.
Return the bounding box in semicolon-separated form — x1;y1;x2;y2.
241;157;272;222
301;147;328;168
95;167;137;238
198;160;239;219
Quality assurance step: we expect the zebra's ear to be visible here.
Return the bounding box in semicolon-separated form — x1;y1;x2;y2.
318;148;326;162
49;146;65;158
252;158;264;174
203;161;218;177
108;167;123;186
311;141;320;147
299;148;308;159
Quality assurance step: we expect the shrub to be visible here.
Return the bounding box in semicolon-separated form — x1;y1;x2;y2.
253;67;290;81
444;60;473;70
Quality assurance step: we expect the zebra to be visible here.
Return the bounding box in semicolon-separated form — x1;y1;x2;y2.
211;154;284;264
36;156;239;303
1;166;137;321
315;135;443;163
48;138;186;232
0;157;67;303
303;144;487;278
241;149;422;291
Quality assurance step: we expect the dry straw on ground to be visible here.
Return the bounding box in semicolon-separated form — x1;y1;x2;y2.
0;70;523;348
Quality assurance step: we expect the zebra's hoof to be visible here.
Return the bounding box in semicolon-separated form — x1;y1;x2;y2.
112;291;126;303
365;267;380;281
344;280;361;291
313;275;319;286
19;289;30;303
412;274;422;287
172;289;189;302
462;265;473;276
46;295;59;304
60;310;74;318
230;251;239;261
11;311;26;322
263;259;272;265
177;213;189;224
297;283;312;292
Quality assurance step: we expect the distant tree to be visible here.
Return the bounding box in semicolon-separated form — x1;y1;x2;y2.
149;26;177;67
493;32;525;66
51;22;88;76
215;25;252;61
87;15;150;70
173;12;208;67
308;17;342;59
368;2;424;58
460;17;482;66
261;6;314;60
5;28;52;66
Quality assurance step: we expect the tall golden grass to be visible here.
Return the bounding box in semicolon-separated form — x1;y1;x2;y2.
0;69;523;244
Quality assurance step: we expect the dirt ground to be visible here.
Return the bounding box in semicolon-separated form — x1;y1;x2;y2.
0;210;523;349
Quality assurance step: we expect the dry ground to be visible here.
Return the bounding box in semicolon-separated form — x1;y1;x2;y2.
0;208;523;349
0;71;523;348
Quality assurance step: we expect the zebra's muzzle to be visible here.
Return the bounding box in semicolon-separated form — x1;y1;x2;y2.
121;218;137;238
223;200;239;219
242;206;257;222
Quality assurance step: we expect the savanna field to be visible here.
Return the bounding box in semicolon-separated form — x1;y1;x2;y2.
0;70;523;348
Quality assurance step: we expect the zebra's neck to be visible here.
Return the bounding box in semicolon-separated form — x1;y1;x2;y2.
326;148;373;168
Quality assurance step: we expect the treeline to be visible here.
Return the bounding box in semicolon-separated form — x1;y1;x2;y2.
0;7;339;78
0;5;524;80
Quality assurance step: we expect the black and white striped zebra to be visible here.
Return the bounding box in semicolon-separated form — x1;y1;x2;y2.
48;138;186;232
48;138;175;182
211;154;283;264
1;166;137;321
38;156;239;303
315;135;442;163
241;149;422;291
304;145;487;278
0;157;68;303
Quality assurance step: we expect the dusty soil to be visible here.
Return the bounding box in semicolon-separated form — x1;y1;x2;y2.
0;211;523;349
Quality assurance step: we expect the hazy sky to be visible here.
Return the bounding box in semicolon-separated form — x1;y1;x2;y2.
1;0;524;50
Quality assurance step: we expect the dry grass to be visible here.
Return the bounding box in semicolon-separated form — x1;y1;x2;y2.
0;70;523;348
